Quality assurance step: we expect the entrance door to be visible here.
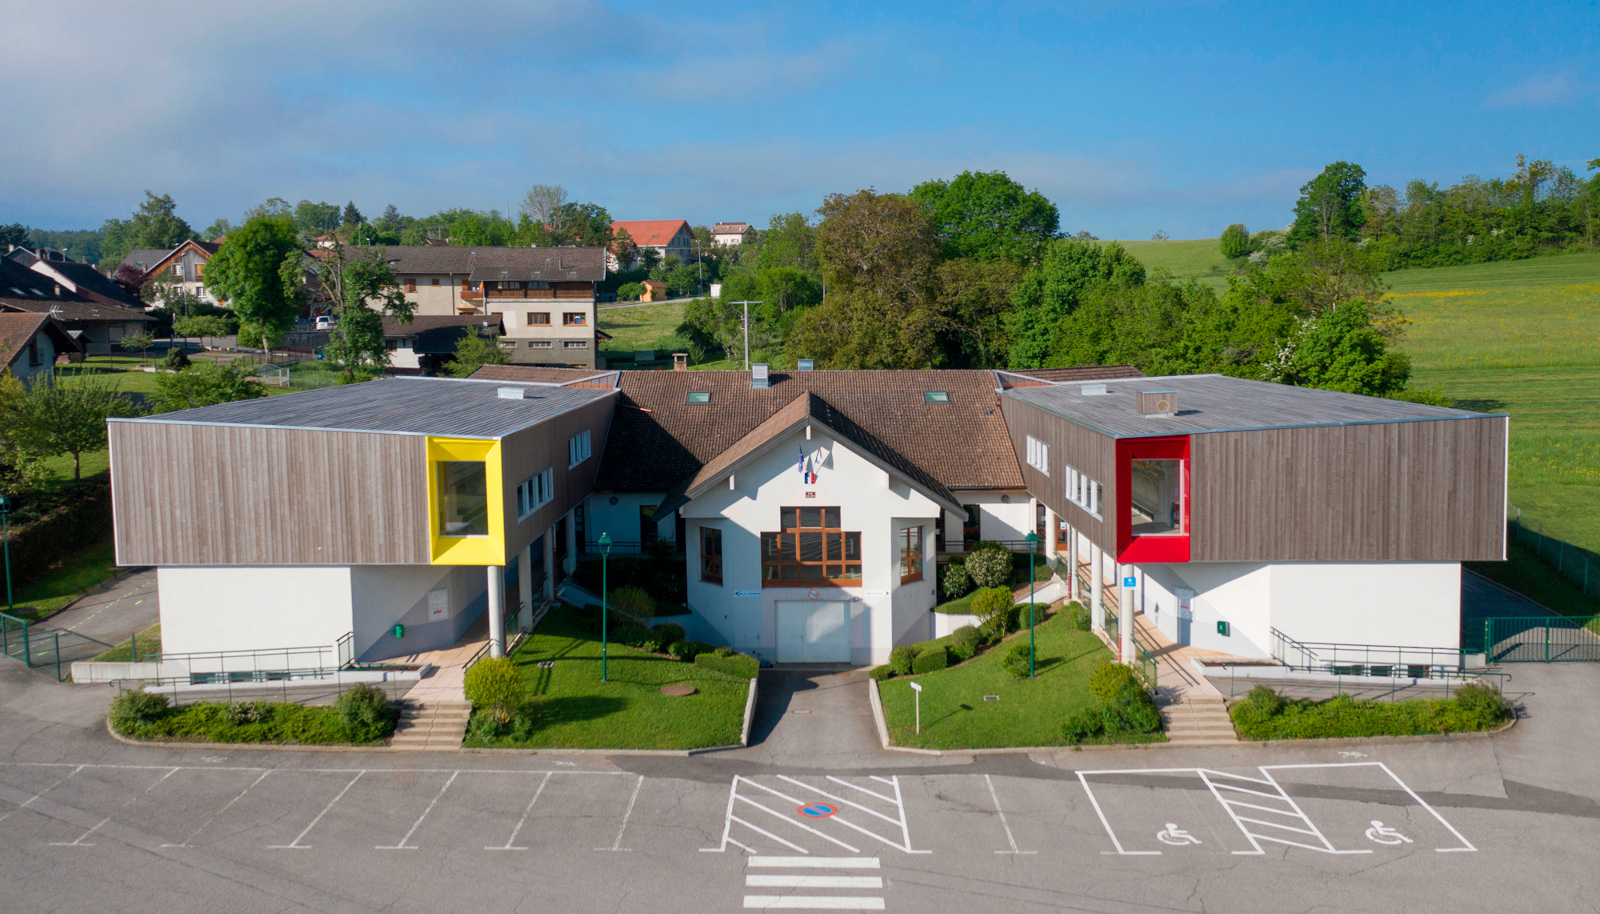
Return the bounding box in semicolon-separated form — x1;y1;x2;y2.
775;601;851;664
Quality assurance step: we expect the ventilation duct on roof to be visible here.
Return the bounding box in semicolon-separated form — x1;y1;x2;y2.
1080;383;1108;396
751;363;770;389
497;386;537;399
1138;390;1178;418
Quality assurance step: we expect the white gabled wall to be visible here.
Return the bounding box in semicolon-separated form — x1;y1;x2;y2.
1135;561;1462;660
682;425;940;665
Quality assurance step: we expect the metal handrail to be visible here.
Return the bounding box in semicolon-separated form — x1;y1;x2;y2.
1268;627;1503;682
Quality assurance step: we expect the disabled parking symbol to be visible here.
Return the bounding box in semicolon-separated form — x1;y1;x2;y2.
798;803;837;818
1365;821;1412;846
1156;824;1201;847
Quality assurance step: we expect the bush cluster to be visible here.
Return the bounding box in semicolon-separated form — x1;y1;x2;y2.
109;688;170;735
911;646;948;674
1229;682;1513;740
224;700;270;725
334;683;396;743
111;687;397;745
949;625;983;661
1062;662;1162;744
670;639;713;661
1001;642;1032;679
941;562;972;600
888;645;917;676
695;648;758;680
164;346;191;369
964;547;1013;590
463;656;525;724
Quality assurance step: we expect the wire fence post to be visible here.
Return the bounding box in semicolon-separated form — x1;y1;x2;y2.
53;631;60;681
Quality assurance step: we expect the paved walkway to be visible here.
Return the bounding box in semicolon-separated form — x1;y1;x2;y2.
1131;610;1242;703
388;614;492;704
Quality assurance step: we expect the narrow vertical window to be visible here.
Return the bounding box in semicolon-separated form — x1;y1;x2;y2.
701;527;723;584
899;526;924;583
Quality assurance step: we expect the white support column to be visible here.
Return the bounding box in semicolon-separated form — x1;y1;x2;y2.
487;565;506;659
517;543;533;631
1065;525;1077;602
1043;505;1058;564
1119;563;1135;664
542;529;556;600
1090;542;1105;632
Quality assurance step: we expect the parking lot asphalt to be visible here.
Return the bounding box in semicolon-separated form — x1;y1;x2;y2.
2;661;1598;914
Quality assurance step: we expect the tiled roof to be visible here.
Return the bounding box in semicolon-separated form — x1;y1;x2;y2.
0;313;51;369
997;366;1145;385
711;222;750;234
474;366;1142;493
611;220;690;247
473;365;617;386
0;296;154;323
121;249;171;270
347;245;607;281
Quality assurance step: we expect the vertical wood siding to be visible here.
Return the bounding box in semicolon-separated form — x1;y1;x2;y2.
498;394;617;556
999;397;1120;553
109;422;429;566
1189;416;1507;562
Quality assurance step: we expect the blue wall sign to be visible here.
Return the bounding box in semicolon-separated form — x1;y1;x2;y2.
733;591;761;598
1122;576;1136;588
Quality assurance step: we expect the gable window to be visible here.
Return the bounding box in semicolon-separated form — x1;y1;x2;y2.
701;527;723;584
567;429;591;467
1025;435;1049;475
515;466;554;520
686;391;710;404
923;391;949;404
527;312;551;325
563;312;587;326
761;507;861;586
899;526;924;583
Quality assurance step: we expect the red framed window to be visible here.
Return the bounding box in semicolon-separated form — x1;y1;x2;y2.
1115;436;1191;563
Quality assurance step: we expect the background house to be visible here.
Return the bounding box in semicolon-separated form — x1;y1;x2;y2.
639;280;668;302
711;222;751;246
610;219;694;267
383;314;504;374
0;257;154;355
0;313;83;383
122;240;222;307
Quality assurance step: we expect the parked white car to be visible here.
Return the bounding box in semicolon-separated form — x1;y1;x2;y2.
314;315;337;330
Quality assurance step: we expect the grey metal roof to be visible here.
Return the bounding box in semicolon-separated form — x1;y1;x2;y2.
1003;374;1499;438
116;377;615;438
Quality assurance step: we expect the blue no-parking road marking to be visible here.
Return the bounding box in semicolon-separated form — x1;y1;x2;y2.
798;803;837;818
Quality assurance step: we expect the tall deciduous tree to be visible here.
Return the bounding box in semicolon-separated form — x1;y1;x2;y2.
757;213;817;272
293;200;342;238
1219;223;1251;258
814;190;939;301
935;258;1023;368
204;216;305;357
309;242;414;381
1005;239;1146;368
1264;300;1409;396
443;332;508;378
909;171;1060;264
99;192;198;268
1287;162;1367;248
519;184;568;228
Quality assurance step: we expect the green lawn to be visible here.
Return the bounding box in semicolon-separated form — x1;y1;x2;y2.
1111;237;1236;291
12;539;117;620
91;624;161;662
463;604;749;750
55;365;164;395
1389;251;1600;556
598;301;689;360
878;611;1119;749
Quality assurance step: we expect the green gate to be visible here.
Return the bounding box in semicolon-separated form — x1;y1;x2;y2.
1480;615;1600;663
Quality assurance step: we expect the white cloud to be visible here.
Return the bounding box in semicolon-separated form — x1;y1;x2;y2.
1485;74;1585;109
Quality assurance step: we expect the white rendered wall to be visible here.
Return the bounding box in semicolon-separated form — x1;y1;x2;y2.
586;492;673;546
351;564;487;661
1136;561;1463;660
683;425;942;665
953;490;1033;543
158;566;355;662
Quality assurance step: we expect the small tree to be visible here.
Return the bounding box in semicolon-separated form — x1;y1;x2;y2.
150;362;265;413
970;586;1014;638
16;377;141;481
1220;223;1252;258
119;330;155;365
172;314;234;346
443;332;507;378
462;656;524;725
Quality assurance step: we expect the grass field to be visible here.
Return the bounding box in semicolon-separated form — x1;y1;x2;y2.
1388;250;1600;555
877;610;1120;749
597;300;688;362
1111;238;1237;291
462;604;750;750
12;539;117;620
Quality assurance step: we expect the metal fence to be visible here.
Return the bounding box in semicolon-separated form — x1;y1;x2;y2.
0;611;107;682
1481;615;1600;663
1131;630;1157;692
1508;504;1599;600
1269;627;1480;681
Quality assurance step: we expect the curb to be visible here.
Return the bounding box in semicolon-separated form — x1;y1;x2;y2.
741;676;759;746
22;564;151;625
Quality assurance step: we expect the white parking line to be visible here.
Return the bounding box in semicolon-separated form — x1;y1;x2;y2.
749;857;882;869
162;769;272;848
269;771;364;849
746;875;885;889
50;767;178;848
0;765;82;825
378;770;458;850
596;774;643;852
487;771;552;851
742;895;885;909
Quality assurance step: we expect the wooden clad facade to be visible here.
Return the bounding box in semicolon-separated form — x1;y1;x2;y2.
1189;416;1507;562
499;394;616;556
999;397;1119;550
110;422;430;566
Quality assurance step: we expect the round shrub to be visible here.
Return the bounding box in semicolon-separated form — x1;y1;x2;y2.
964;547;1013;590
1451;682;1511;724
670;640;712;661
610;586;655;621
654;622;686;649
950;625;982;662
463;656;525;724
970;586;1013;636
108;688;169;735
164;346;191;369
869;664;895;682
911;646;948;674
1244;683;1286;717
1062;708;1104;744
1088;661;1139;703
889;645;917;676
334;683;394;742
1068;601;1091;631
941;562;972;600
224;700;271;726
1001;642;1032;679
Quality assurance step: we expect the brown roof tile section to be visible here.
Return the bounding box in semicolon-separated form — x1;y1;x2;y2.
997;365;1143;386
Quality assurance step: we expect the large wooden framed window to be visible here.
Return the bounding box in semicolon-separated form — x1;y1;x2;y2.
701;527;723;584
899;526;924;583
761;507;861;586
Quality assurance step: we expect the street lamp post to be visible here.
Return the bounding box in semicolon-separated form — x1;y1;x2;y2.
1025;532;1041;678
691;240;703;296
598;532;612;682
0;495;12;613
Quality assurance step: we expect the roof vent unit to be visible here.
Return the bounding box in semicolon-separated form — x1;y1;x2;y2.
797;358;814;372
751;363;770;389
1138;390;1178;418
1080;383;1108;396
497;386;536;400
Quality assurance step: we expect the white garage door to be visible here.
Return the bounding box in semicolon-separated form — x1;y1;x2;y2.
776;601;852;664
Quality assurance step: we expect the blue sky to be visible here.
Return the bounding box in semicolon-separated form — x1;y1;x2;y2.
2;0;1596;239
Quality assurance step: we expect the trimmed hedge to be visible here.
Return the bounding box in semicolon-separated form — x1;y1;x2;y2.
110;688;397;745
869;665;895;682
5;474;113;591
670;640;714;661
695;648;758;680
950;625;982;661
911;646;948;674
1230;683;1513;740
888;645;917;676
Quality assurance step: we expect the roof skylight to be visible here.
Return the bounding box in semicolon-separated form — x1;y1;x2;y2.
924;391;950;403
687;391;711;404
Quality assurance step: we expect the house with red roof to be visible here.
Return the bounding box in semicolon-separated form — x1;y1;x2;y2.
610;219;694;268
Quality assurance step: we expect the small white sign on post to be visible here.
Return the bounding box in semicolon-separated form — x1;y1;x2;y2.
908;680;923;734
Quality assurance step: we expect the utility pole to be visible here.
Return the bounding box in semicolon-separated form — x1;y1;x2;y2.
691;240;703;297
730;300;763;370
